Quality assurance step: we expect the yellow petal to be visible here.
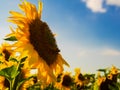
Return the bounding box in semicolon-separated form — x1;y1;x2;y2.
9;11;24;17
38;1;43;18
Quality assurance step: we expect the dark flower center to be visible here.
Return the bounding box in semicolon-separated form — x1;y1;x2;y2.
3;49;11;61
62;75;72;87
78;73;85;81
4;78;10;88
29;19;60;66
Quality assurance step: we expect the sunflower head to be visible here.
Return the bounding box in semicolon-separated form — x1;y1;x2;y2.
60;72;72;88
0;43;12;61
78;73;85;81
7;0;69;84
74;68;84;82
62;75;72;87
110;65;118;75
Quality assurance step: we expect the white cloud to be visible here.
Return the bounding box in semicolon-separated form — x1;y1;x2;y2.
82;0;120;13
106;0;120;6
82;0;106;13
101;48;120;56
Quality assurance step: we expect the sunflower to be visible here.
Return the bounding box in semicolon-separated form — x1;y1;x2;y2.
0;42;18;69
110;65;118;75
55;72;72;90
7;0;69;84
0;43;12;61
74;68;85;89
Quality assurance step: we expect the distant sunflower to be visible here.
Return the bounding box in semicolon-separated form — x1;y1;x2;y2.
110;65;118;75
0;43;12;61
74;68;84;86
7;0;69;83
0;43;17;69
55;72;72;90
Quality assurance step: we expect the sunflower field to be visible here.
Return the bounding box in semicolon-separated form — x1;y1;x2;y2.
0;0;120;90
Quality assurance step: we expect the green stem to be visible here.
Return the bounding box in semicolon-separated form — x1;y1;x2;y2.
12;62;21;90
10;80;13;90
9;62;21;90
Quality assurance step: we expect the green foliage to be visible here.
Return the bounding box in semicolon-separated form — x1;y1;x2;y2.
97;68;108;76
0;56;120;90
27;82;41;90
0;65;19;80
0;56;35;90
44;83;59;90
0;55;120;90
9;57;19;63
4;36;17;41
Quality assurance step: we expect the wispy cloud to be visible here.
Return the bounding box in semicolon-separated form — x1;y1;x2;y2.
77;47;120;57
82;0;120;13
75;47;120;72
101;48;120;56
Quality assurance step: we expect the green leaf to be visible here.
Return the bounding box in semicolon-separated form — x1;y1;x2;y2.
9;57;19;63
97;68;108;76
16;76;36;90
97;69;106;72
44;83;59;90
4;36;17;41
84;74;95;77
0;65;19;80
27;83;41;90
20;56;28;63
0;53;3;56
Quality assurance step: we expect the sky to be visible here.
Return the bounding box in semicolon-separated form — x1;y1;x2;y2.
0;0;120;73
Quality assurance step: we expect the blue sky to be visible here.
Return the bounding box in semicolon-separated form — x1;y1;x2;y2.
0;0;120;73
